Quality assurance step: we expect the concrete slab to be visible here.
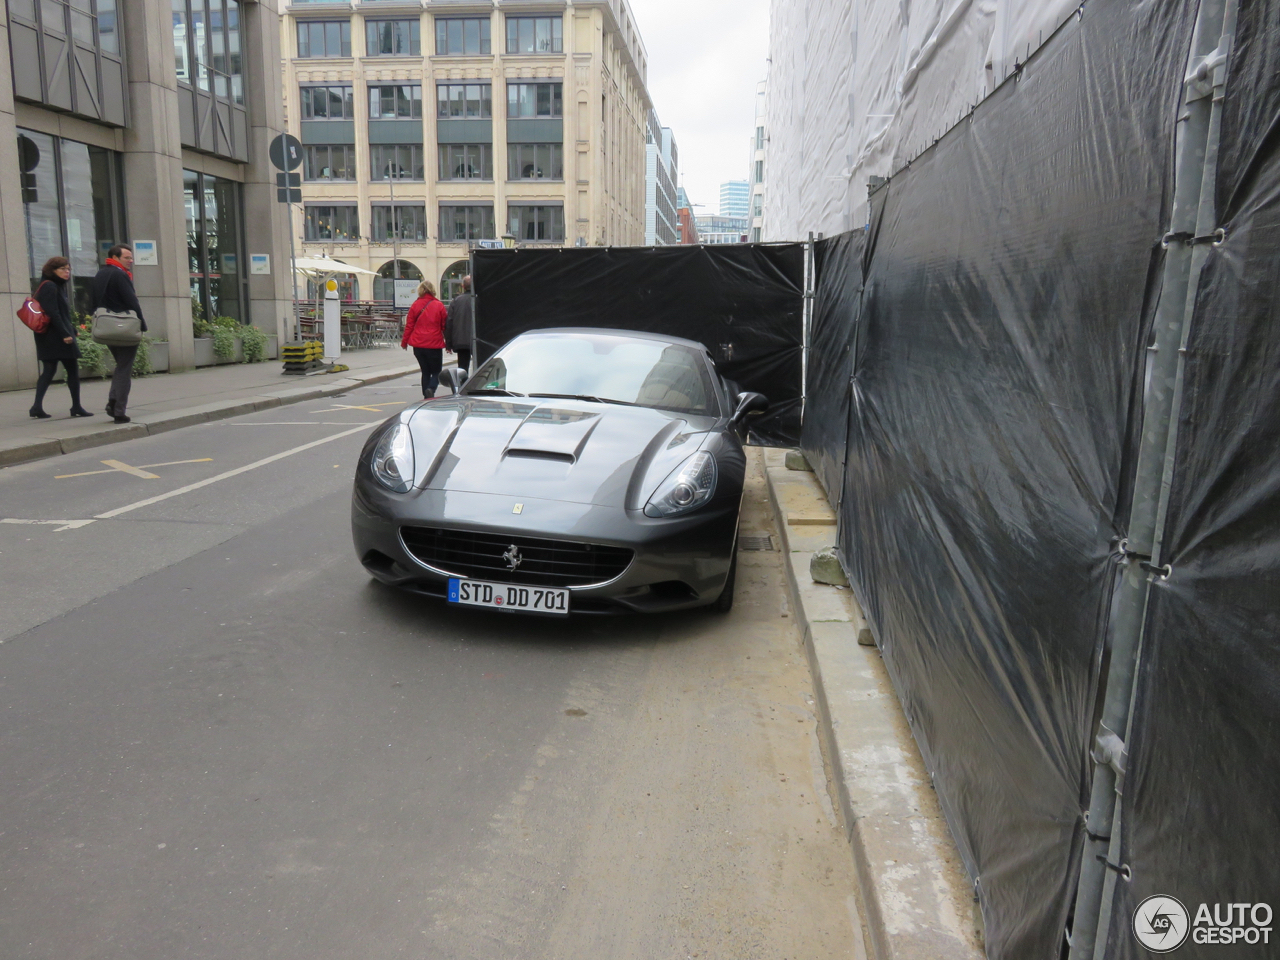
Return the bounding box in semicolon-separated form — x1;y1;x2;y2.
0;436;62;467
59;423;149;452
765;454;985;960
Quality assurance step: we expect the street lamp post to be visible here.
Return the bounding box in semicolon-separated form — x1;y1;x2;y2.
386;158;399;299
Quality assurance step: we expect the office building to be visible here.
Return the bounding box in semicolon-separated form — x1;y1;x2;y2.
719;180;748;219
281;0;652;301
1;1;294;391
694;214;747;244
644;110;677;245
749;79;765;242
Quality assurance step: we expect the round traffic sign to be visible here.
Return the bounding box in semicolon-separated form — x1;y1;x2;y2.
269;133;303;172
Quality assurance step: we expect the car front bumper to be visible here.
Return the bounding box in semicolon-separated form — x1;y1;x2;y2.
351;479;738;615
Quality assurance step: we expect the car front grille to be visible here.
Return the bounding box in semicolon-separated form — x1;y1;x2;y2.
399;526;634;588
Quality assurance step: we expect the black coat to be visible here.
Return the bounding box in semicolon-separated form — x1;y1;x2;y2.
32;278;80;362
89;264;147;332
444;292;474;351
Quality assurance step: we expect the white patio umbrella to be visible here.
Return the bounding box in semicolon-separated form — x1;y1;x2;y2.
291;254;378;278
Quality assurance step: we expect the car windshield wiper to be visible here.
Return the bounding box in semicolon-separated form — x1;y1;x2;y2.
466;388;525;397
528;393;636;406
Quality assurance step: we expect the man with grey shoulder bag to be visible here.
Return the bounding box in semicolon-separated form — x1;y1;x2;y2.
90;244;146;424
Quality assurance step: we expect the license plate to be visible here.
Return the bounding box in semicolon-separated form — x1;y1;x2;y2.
447;578;570;615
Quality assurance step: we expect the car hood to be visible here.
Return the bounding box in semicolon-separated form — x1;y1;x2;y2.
404;397;716;510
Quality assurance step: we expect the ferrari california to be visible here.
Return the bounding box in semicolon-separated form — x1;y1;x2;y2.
351;328;768;615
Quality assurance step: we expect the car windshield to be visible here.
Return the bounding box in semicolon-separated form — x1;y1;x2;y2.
463;333;719;416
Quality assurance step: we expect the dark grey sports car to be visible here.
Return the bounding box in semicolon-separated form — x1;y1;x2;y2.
351;328;768;615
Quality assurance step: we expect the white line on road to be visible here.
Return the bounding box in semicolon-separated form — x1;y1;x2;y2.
92;423;375;521
1;518;97;530
228;421;383;426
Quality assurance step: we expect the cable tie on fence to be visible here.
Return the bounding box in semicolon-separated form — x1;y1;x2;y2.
1095;855;1132;880
1139;560;1173;580
1086;830;1111;844
1161;228;1226;248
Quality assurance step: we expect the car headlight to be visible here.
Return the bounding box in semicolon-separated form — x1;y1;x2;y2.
644;451;717;518
371;422;415;493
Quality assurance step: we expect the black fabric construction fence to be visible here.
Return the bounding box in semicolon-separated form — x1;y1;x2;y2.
1105;0;1280;955
801;0;1204;957
470;244;805;446
801;231;865;501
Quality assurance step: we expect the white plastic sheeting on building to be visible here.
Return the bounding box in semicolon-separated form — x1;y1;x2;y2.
763;0;1080;240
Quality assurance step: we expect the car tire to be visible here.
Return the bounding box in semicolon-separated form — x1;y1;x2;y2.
711;545;737;614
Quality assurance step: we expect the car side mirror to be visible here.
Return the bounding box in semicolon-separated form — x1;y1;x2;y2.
730;391;769;429
439;366;463;396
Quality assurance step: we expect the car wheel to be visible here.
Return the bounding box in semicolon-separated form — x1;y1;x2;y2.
711;545;738;614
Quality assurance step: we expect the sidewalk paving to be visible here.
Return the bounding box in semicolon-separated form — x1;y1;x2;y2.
0;347;432;467
763;448;985;960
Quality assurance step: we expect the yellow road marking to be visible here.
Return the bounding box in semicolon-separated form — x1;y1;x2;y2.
55;458;214;480
319;401;408;413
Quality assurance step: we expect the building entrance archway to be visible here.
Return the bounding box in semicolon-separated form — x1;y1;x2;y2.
441;260;468;302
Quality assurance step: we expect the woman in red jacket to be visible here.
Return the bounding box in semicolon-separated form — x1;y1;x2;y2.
400;280;449;399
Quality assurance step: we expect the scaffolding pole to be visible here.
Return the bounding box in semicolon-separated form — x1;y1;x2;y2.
1066;1;1238;957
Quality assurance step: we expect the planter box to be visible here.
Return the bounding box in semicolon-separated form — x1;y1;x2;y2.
266;335;278;360
193;337;215;367
150;341;170;372
214;338;245;364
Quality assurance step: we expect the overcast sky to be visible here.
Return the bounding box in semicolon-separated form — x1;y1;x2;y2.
628;0;770;215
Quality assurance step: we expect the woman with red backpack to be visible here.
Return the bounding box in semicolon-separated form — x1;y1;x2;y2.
28;256;92;420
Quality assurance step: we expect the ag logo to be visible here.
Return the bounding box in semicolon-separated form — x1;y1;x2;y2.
1134;895;1190;953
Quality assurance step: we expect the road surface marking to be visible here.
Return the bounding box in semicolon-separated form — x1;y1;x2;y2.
56;458;214;480
318;401;408;413
1;518;97;531
93;423;373;522
228;421;382;426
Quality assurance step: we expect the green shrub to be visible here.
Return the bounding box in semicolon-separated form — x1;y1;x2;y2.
212;326;238;361
132;337;154;377
240;325;269;363
193;318;216;338
76;330;108;377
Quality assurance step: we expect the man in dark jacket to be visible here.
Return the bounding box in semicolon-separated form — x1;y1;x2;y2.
444;275;475;375
89;244;147;423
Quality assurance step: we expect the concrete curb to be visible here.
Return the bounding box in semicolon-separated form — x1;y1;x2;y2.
0;364;416;468
763;450;985;960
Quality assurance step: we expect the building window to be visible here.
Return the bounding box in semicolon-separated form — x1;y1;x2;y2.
755;126;764;149
371;205;428;243
508;205;564;241
507;143;562;180
507;82;562;118
374;259;423;302
296;19;350;58
183;169;246;322
752;195;762;217
17;129;125;315
174;0;244;103
751;227;761;242
439;206;495;242
365;19;419;57
304;205;360;242
754;159;764;183
368;85;422;119
300;85;354;120
435;17;491;55
370;144;425;181
439;144;493;180
505;16;561;54
436;83;492;119
303;145;355;181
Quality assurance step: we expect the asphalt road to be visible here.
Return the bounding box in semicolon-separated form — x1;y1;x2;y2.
0;378;860;960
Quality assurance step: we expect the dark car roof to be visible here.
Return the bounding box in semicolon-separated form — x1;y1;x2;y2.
507;327;712;355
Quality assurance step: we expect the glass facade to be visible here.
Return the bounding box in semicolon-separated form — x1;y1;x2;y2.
436;83;491;119
507;83;562;118
172;0;243;103
439;144;493;181
508;205;565;241
508;143;562;180
505;17;562;54
371;205;428;243
373;259;422;302
184;169;245;322
18;129;125;314
435;18;490;56
438;205;495;242
370;144;425;181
